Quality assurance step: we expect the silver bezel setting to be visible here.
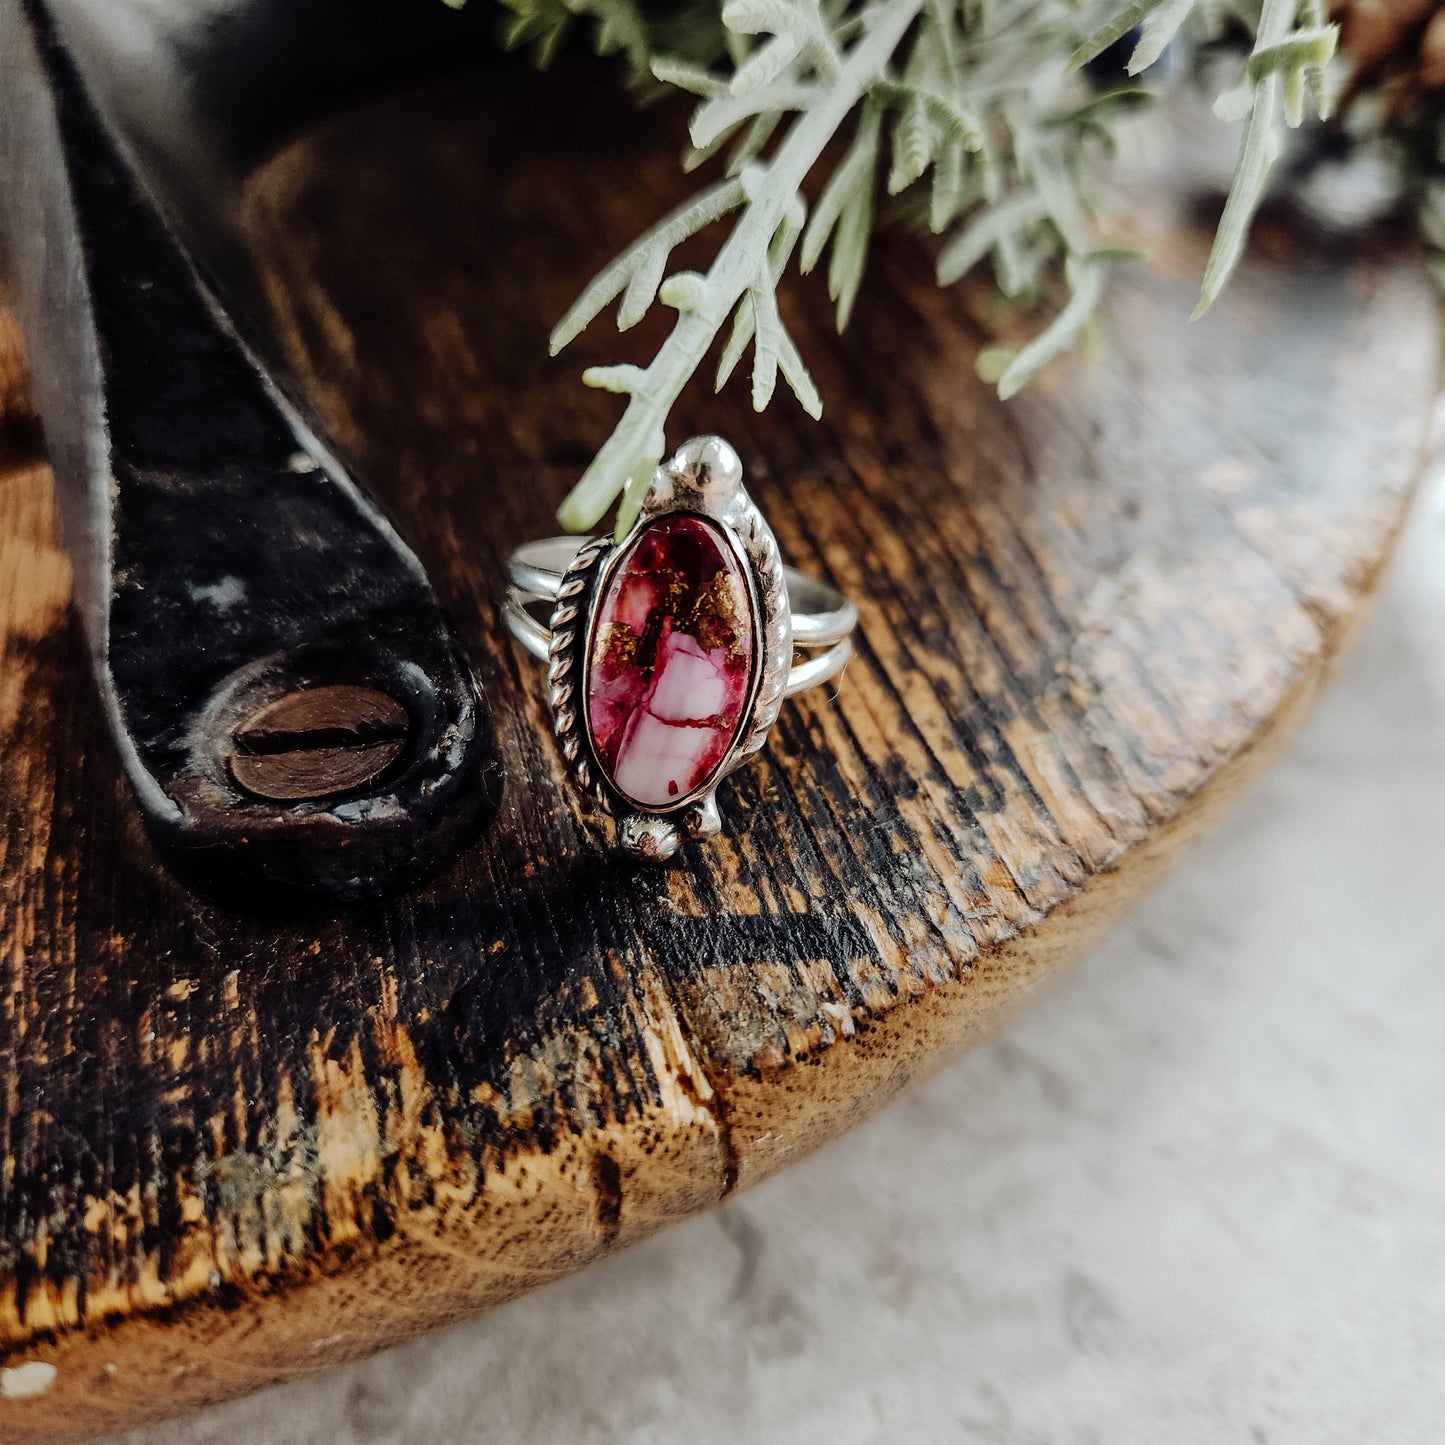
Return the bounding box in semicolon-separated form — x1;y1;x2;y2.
545;437;792;860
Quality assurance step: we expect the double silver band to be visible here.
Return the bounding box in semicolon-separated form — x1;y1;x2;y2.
505;536;857;697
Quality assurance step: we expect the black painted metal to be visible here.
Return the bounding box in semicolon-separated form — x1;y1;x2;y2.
47;0;506;354
0;0;502;902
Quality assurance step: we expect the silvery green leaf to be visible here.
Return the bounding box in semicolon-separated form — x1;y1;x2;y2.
659;271;708;310
975;345;1013;384
777;325;823;418
919;92;982;150
993;223;1029;297
721;0;799;38
874;81;981;149
1049;84;1156;125
726;110;783;174
1213;82;1254;122
929;141;967;233
614;441;666;540
593;1;648;67
1083;245;1148;263
937;192;1049;286
550;178;745;353
977;130;1001;205
731;31;804;95
683;121;744;173
828;172;873;330
1195;78;1282;318
582;364;648;393
1296;0;1333;115
651;56;728;98
1128;0;1195;73
749;284;783;409
1033;154;1090;255
498;0;573;62
1282;65;1305;127
769;194;808;272
924;0;961;81
800;100;881;273
716;297;756;390
800;21;843;79
1067;0;1170;74
617;244;669;330
691;82;815;148
558;408;664;534
1246;26;1338;84
996;256;1106;398
889;96;933;194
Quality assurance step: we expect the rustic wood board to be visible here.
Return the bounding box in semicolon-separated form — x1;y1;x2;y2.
1;69;1438;1441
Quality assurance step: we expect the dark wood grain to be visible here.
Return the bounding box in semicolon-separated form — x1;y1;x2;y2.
0;65;1438;1441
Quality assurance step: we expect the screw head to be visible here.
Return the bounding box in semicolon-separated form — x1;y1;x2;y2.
229;685;410;803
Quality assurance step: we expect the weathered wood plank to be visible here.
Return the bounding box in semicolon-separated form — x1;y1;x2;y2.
0;67;1438;1441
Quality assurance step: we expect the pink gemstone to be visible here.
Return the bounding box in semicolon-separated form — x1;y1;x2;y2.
586;514;757;810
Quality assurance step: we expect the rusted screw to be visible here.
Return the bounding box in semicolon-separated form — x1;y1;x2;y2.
229;685;411;803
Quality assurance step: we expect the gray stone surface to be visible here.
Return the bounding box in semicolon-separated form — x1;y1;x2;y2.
113;477;1445;1445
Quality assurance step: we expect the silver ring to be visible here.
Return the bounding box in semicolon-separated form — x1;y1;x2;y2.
505;436;858;860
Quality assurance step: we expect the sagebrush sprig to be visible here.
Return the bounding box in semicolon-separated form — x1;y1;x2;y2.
1192;0;1339;314
553;0;926;535
491;0;647;71
473;0;1340;532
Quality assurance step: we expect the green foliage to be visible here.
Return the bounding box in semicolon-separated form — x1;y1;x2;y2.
1193;0;1337;314
461;0;1342;531
494;0;650;74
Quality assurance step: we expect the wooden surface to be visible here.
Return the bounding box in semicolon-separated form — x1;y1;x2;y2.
0;68;1439;1442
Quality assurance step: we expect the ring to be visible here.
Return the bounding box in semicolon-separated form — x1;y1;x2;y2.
505;436;858;860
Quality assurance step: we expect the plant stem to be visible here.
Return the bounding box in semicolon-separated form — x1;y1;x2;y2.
557;0;926;533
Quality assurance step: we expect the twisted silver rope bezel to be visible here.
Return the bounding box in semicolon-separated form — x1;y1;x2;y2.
726;497;791;775
546;534;614;817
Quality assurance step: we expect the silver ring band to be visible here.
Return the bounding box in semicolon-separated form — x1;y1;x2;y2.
506;536;858;697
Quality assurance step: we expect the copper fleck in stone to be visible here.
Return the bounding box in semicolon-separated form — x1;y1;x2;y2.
586;514;757;810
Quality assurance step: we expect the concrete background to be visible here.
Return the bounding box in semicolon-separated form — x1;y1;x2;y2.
110;471;1445;1445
